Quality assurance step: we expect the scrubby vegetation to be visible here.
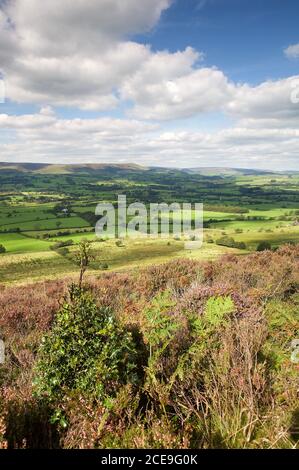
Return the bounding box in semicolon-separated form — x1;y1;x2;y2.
0;244;298;449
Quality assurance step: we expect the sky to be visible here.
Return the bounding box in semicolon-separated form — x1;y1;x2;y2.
0;0;298;170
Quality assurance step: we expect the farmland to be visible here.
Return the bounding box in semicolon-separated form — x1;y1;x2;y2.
0;163;299;283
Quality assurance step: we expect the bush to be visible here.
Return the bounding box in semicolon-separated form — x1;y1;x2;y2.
33;285;139;403
0;244;6;254
216;236;236;247
50;240;74;251
56;247;69;256
100;263;109;270
216;236;246;250
257;241;271;252
235;241;247;250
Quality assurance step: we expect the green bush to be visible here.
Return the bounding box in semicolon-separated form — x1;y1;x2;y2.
33;285;139;402
100;263;109;270
56;247;69;256
256;241;271;252
50;240;74;251
216;236;246;250
0;244;6;254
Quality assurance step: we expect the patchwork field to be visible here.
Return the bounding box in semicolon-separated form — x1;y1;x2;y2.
0;164;298;283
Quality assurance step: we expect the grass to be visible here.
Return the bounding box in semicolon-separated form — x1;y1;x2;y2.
0;167;298;284
0;216;90;232
0;233;51;253
0;237;241;284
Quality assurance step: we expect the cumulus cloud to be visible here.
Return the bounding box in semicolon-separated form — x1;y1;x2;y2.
0;0;171;109
1;0;234;117
226;76;299;127
284;43;299;59
121;49;235;120
2;0;297;126
0;0;298;170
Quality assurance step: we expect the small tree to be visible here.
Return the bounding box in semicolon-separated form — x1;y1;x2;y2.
75;239;94;287
0;245;6;254
33;287;139;404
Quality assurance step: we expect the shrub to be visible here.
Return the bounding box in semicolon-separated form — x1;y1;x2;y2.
216;236;236;247
56;247;69;256
100;263;109;270
216;236;246;250
0;244;6;254
50;240;74;251
235;241;247;250
257;241;271;252
33;285;139;403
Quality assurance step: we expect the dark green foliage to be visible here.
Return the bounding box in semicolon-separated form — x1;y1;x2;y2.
50;240;74;250
100;263;109;270
216;236;246;250
33;285;139;402
56;247;69;256
0;244;6;253
257;241;272;251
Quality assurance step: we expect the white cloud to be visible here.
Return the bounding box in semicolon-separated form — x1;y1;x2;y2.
0;108;298;170
2;0;232;117
121;50;235;119
0;0;298;170
0;0;171;109
284;43;299;59
2;0;297;127
225;76;299;130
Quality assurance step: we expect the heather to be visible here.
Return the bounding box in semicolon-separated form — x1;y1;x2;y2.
0;245;298;449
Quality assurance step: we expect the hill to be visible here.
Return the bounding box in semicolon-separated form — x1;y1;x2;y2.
0;162;297;177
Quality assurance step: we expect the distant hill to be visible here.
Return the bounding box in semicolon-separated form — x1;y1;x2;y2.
183;167;276;176
0;162;147;175
0;162;297;177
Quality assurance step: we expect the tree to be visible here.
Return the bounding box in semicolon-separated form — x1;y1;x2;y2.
75;240;94;287
0;245;6;254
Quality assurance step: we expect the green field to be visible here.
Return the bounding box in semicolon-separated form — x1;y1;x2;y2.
0;233;51;253
0;164;298;283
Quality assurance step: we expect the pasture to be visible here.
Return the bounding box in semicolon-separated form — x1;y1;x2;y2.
0;165;298;283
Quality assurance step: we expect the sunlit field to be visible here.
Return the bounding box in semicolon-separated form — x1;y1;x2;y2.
0;165;298;283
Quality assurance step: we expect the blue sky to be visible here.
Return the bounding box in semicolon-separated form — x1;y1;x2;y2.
141;0;299;81
0;0;298;169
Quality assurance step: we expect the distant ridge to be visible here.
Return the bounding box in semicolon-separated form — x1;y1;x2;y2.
0;162;297;176
0;162;147;174
182;167;276;176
